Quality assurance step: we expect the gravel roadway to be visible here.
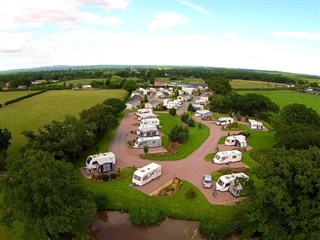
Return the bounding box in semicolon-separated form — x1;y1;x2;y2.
109;112;248;205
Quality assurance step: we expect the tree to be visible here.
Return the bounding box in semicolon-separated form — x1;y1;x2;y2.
0;128;12;170
210;94;226;113
169;125;189;143
23;116;94;161
169;108;176;116
144;94;149;103
188;103;195;112
143;145;149;154
206;76;232;95
109;75;124;88
187;118;195;127
122;79;137;93
180;113;190;123
1;150;96;239
103;98;126;115
240;147;320;239
80;104;118;138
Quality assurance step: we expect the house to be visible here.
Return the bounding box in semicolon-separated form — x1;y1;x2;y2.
145;99;161;109
2;83;9;91
126;99;141;109
154;81;167;87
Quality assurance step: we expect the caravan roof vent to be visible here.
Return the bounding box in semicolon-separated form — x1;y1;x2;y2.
140;169;145;172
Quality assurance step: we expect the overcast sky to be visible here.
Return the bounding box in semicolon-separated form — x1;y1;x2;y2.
1;0;319;75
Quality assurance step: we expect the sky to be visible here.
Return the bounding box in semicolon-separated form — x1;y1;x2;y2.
0;0;319;75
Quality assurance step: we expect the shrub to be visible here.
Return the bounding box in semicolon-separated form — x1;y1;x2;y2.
102;175;110;181
185;188;196;199
169;108;176;116
129;207;165;226
198;123;202;129
188;103;195;112
169;125;189;143
180;113;190;123
143;145;149;154
199;218;234;239
226;122;238;129
187;118;195;127
94;193;109;210
238;131;251;138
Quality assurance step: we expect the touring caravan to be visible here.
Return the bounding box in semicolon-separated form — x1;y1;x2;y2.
213;150;242;164
138;112;157;121
136;108;153;118
86;152;116;173
216;173;249;192
195;110;213;120
224;135;247;148
140;118;160;127
132;163;162;186
216;117;234;126
133;136;162;148
136;125;159;137
248;119;264;130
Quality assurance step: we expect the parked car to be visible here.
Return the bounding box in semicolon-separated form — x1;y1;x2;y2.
202;175;213;188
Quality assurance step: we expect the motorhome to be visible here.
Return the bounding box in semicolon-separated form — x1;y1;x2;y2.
133;136;162;148
136;108;153;118
132;163;162;186
195;110;213;120
213;150;242;164
86;152;116;173
216;173;249;192
136;125;159;137
248;119;264;130
216;117;234;126
140;118;160;127
224;135;247;148
138;112;157;121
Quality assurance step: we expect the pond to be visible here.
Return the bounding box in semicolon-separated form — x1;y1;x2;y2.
91;211;207;240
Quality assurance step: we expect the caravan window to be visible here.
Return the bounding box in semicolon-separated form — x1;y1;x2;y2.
86;157;92;164
218;179;224;186
133;175;141;181
232;156;237;159
215;155;221;160
143;175;149;181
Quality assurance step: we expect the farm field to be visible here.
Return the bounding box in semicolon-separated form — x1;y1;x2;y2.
0;91;39;105
230;79;275;89
155;77;205;84
237;90;320;113
51;78;105;86
0;89;127;156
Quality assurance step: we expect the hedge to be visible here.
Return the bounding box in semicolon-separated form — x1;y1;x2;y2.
4;90;47;106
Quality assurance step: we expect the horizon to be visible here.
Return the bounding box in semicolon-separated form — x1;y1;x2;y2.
1;0;319;75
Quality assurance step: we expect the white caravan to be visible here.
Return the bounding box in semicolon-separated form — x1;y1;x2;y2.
213;150;242;164
140;118;160;127
216;173;249;192
216;117;234;126
225;135;247;148
133;136;162;148
195;110;213;119
136;108;153;118
138;112;157;121
86;152;116;173
248;119;264;130
229;175;250;197
136;125;159;137
132;163;162;186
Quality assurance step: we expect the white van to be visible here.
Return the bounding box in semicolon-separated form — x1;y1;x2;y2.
213;150;242;164
133;136;162;148
132;163;162;186
216;173;249;192
216;117;234;126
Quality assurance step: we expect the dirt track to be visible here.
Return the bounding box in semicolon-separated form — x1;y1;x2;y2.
109;112;248;205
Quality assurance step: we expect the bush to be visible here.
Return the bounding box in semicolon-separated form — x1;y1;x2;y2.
185;188;196;199
169;108;176;116
226;122;238;129
94;193;109;210
187;118;195;127
129;207;165;226
180;113;190;123
102;175;110;181
143;145;149;154
188;103;195;112
238;131;251;138
169;125;189;143
198;123;202;129
199;218;234;239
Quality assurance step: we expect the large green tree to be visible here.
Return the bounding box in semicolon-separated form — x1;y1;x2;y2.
103;98;126;115
122;79;137;93
1;150;96;239
23;116;94;161
206;76;232;95
240;147;320;239
0;128;12;170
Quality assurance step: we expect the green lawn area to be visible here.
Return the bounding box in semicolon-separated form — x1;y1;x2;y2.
155;77;205;84
230;79;275;89
0;91;39;105
145;113;210;160
0;89;128;157
238;90;320;114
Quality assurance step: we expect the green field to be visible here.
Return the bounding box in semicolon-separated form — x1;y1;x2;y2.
155;77;205;84
230;79;275;89
50;78;105;86
146;113;210;160
238;90;320;114
0;91;39;105
0;89;128;156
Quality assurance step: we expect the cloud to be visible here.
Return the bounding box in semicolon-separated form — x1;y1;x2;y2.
148;12;189;30
273;31;320;41
0;0;126;30
178;0;211;15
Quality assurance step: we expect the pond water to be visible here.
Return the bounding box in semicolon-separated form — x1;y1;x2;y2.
91;211;207;240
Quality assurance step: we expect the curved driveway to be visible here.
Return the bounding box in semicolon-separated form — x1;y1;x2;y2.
109;112;247;205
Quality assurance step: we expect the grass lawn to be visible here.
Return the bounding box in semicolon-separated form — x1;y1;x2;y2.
145;113;210;160
0;91;39;105
238;90;320;114
231;79;275;89
0;89;128;157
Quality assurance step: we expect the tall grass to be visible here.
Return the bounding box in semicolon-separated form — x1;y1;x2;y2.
129;206;165;226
